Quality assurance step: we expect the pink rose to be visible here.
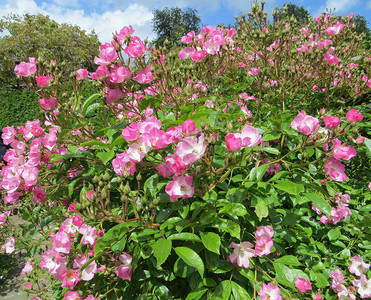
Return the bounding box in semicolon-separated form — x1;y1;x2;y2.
39;97;57;110
133;66;153;84
324;21;344;35
227;242;255;268
323;116;340;128
324;157;348;182
14;57;36;77
76;69;89;80
124;36;148;58
346;109;363;123
35;75;52;87
332;139;357;161
295;277;312;293
165;175;194;201
291;111;319;135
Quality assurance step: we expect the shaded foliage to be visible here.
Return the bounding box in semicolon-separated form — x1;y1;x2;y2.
0;13;100;88
151;7;201;47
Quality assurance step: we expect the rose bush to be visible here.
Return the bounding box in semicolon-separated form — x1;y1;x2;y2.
1;2;370;299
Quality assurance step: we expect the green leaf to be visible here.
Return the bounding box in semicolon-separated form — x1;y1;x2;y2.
200;232;220;254
209;111;220;127
185;289;208;300
152;239;172;266
219;203;247;217
212;219;241;239
80;140;110;149
250;164;269;181
275;255;301;266
255;197;269;221
273;262;294;284
263;147;280;155
328;228;341;241
365;138;371;155
209;280;232;300
85;102;104;115
144;174;158;197
82;93;101;113
175;247;204;278
96;148;115;164
303;192;331;217
94;223;129;254
231;281;251;300
275;181;301;195
168;233;201;242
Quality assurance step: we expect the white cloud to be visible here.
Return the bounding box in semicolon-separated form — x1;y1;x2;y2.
313;0;359;17
367;0;371;9
1;0;154;43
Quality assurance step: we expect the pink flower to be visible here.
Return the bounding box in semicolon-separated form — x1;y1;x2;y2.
76;69;88;80
346;109;363;123
324;54;340;65
227;242;255;268
356;137;365;143
254;238;274;257
324;157;348;182
133;66;153;84
175;134;206;165
63;291;81;300
1;126;17;145
348;256;370;276
35;75;52;87
329;269;343;290
124;36;148;58
1;236;15;254
324;21;344;35
115;253;132;281
295;277;312;293
323;116;340;128
40;250;67;274
181;119;200;136
121;122;140;141
109;66;131;83
115;25;135;40
165;175;194;201
106;88;124;104
84;295;98;300
61;269;80;289
291;111;319;135
112;152;136;176
72;215;84;227
255;226;274;239
225;133;242;151
332;139;357;161
179;47;196;60
25;282;32;289
258;283;282;300
78;224;97;247
94;45;117;65
32;186;46;206
353;274;371;299
315;294;323;300
190;50;207;62
74;256;98;281
240;125;262;147
52;232;72;254
14;57;36;77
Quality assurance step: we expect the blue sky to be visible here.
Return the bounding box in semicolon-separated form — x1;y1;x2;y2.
1;0;370;43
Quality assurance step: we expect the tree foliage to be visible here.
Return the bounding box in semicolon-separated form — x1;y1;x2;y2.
273;3;311;24
0;13;100;87
151;7;201;46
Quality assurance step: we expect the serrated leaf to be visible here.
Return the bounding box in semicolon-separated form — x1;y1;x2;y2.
255;197;269;221
231;281;251;300
304;192;331;217
85;102;103;115
152;239;172;266
175;247;204;278
273;262;294;284
185;289;208;300
97;149;115;164
219;203;247;216
168;233;201;242
209;280;231;300
200;232;220;254
250;164;269;181
275;181;301;195
275;255;300;266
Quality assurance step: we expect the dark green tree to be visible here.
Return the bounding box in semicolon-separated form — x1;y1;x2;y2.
0;13;100;88
273;3;311;24
151;7;201;47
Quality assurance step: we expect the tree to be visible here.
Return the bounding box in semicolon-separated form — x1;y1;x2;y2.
151;7;201;47
0;13;100;87
274;3;311;24
352;15;370;36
